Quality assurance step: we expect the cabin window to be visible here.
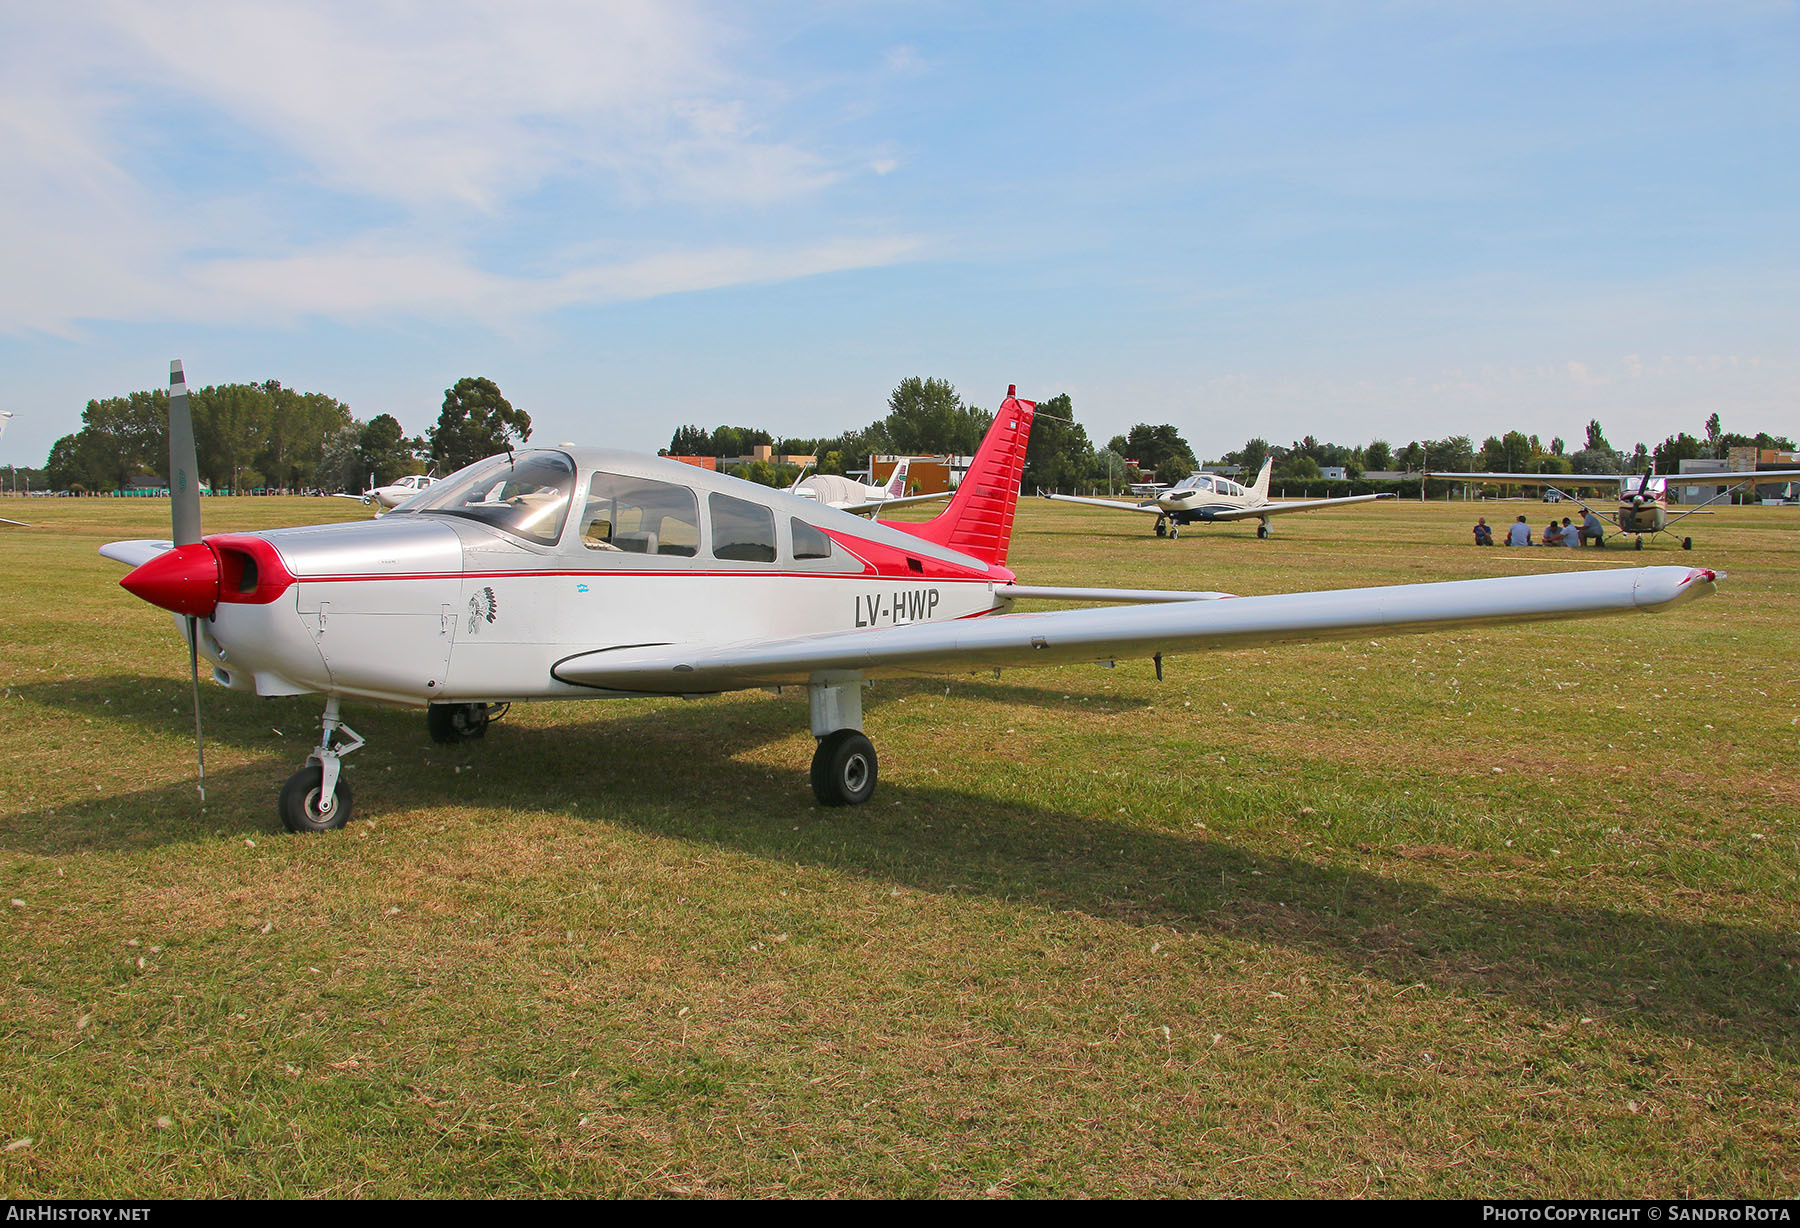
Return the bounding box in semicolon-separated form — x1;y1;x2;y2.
709;492;777;563
792;518;833;561
581;473;699;556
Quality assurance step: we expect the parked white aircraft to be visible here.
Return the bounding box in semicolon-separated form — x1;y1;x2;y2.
103;364;1719;832
332;472;436;511
0;412;26;526
1430;468;1800;549
792;457;948;515
1041;458;1394;538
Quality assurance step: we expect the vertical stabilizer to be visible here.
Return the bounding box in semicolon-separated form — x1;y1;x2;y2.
884;457;911;498
1249;456;1273;502
889;386;1035;568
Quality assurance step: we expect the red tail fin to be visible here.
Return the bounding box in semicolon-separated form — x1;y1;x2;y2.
889;386;1035;568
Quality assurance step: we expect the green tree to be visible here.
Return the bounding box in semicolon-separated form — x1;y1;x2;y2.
668;425;710;456
1363;439;1393;471
1652;432;1705;474
357;414;421;487
428;377;531;473
884;377;992;455
1022;393;1098;492
1585;420;1611;452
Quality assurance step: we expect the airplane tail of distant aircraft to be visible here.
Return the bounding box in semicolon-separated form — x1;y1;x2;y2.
892;387;1035;568
884;457;911;498
1250;456;1273;501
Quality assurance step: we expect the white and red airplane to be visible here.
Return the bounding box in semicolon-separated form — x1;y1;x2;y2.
332;471;436;511
103;362;1720;833
791;456;947;515
1041;457;1393;539
1430;468;1800;549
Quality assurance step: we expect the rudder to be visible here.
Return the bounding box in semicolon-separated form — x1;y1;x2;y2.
889;386;1036;568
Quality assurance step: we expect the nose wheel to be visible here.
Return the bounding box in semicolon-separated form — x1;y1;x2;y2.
280;765;355;833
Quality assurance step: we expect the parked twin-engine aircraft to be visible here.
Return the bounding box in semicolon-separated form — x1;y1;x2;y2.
1430;468;1800;549
791;457;947;515
332;472;436;511
1040;457;1393;538
104;363;1720;833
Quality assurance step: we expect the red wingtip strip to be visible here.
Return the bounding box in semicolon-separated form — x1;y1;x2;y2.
120;542;220;617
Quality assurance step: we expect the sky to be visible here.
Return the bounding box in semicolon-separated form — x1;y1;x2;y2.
2;0;1796;468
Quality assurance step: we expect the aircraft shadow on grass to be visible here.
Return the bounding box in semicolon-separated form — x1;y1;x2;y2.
8;675;1797;1058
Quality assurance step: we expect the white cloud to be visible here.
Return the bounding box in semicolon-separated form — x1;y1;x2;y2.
0;1;916;334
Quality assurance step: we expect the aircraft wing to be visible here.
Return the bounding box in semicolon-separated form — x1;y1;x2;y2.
328;492;371;502
552;566;1718;694
1;516;28;527
837;490;953;516
1038;492;1163;514
1206;493;1396;521
1430;471;1631;486
99;539;175;568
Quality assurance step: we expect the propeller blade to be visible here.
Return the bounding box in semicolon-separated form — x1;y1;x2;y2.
1638;469;1652;499
186;615;207;805
169;360;202;546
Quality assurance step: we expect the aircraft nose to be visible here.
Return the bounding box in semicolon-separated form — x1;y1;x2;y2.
121;542;220;617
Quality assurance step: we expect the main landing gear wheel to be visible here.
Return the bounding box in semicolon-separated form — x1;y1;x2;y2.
1154;517;1168;538
1256;523;1271;540
811;730;878;807
279;765;354;834
1682;537;1693;551
428;702;497;743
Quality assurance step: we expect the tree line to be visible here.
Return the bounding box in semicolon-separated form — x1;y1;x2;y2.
40;367;1792;497
44;377;532;494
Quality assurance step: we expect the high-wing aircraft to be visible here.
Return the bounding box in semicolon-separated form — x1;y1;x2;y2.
791;457;949;516
1040;458;1394;538
103;362;1719;833
332;472;436;511
1430;468;1800;549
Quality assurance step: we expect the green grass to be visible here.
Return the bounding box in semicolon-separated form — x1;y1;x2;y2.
2;493;1797;1197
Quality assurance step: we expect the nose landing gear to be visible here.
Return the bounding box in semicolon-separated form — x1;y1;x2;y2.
280;697;364;833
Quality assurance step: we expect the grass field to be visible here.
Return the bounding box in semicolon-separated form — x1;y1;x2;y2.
2;493;1796;1198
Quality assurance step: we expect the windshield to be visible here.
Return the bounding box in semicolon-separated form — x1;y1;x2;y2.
398;452;575;545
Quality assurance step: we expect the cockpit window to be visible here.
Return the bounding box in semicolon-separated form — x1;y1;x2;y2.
581;472;700;557
400;452;574;545
709;492;776;563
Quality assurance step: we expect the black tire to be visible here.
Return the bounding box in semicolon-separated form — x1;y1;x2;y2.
810;730;878;807
1154;518;1167;538
1682;537;1692;551
279;765;353;834
428;703;489;743
1168;524;1179;539
1256;523;1270;540
1635;537;1643;551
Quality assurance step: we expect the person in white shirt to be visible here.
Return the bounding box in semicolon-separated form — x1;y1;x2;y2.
1561;516;1579;547
1506;515;1531;547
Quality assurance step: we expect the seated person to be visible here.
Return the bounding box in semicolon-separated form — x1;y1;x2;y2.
1581;510;1606;546
1542;520;1564;547
1560;516;1579;547
1506;515;1531;547
1473;517;1493;546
